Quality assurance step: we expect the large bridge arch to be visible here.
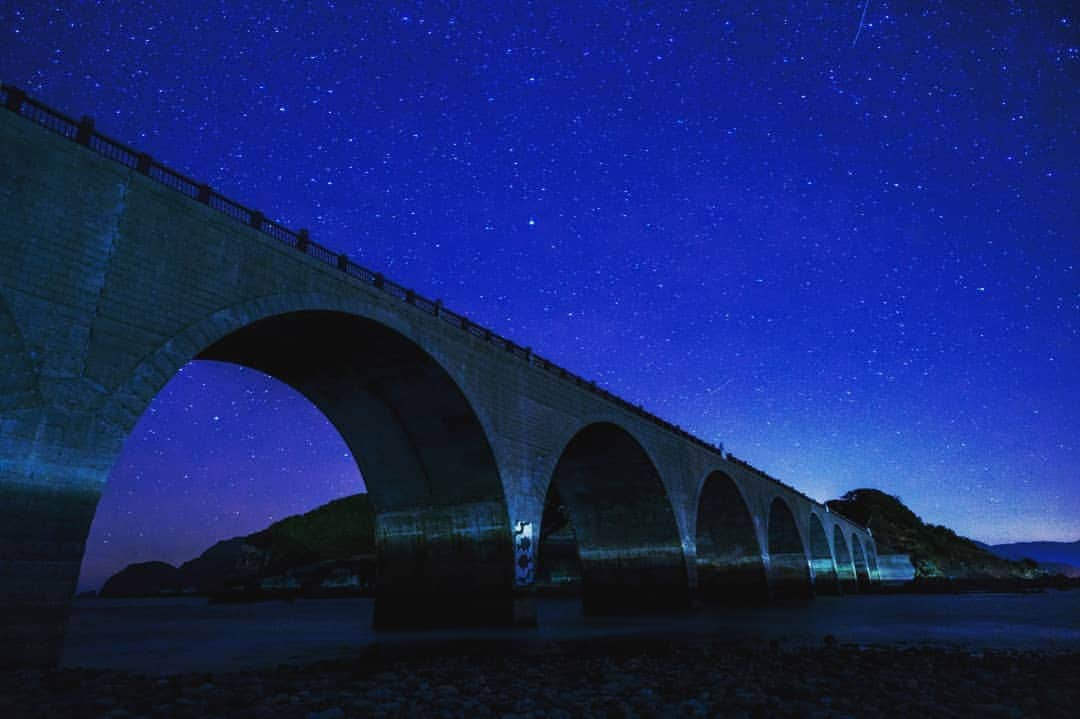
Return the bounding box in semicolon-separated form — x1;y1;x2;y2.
766;497;812;598
808;512;838;594
90;296;516;627
539;421;689;613
832;524;857;590
694;470;767;602
94;292;503;457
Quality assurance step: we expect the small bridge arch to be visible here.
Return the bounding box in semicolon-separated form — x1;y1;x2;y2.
808;512;838;594
851;533;871;589
833;524;857;590
694;470;767;602
539;421;689;613
767;497;812;598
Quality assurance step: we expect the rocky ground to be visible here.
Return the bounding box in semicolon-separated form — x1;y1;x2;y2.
3;638;1078;718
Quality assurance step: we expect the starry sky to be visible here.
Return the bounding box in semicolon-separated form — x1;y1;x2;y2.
1;2;1076;591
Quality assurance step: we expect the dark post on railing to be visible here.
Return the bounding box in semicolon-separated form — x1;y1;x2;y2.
374;273;385;288
249;210;264;230
296;229;310;253
4;85;26;112
75;115;94;146
197;184;211;204
337;253;348;271
135;153;152;174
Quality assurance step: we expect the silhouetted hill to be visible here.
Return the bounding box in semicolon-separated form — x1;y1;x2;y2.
246;493;376;573
100;561;183;597
101;493;376;596
986;540;1080;576
826;489;1041;580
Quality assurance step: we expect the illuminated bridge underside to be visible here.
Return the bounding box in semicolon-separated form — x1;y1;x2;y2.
0;95;879;666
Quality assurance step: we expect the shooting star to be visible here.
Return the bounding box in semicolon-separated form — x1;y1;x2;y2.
852;0;871;47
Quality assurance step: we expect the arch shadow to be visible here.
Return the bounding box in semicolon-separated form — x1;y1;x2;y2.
539;422;688;614
808;513;839;595
832;525;857;591
767;498;812;599
694;471;767;603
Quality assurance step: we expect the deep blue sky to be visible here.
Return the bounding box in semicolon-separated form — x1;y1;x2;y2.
1;2;1076;591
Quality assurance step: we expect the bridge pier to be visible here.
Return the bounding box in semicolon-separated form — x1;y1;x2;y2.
811;559;842;595
371;501;521;628
579;549;691;614
0;410;108;667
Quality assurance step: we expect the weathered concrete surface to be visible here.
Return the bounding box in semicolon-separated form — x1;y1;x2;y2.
0;103;879;666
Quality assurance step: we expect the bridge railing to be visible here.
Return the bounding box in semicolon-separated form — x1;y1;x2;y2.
1;84;846;513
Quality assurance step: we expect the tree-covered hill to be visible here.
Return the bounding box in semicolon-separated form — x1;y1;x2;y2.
826;489;1041;580
101;493;376;597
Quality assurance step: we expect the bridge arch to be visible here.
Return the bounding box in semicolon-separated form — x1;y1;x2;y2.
832;524;857;590
539;421;689;613
851;533;871;590
92;295;514;626
808;512;838;594
766;497;812;598
866;541;880;582
694;471;767;602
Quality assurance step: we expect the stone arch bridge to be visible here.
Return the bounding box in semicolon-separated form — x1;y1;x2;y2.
0;87;879;666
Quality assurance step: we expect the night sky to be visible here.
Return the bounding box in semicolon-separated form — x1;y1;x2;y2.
1;2;1076;592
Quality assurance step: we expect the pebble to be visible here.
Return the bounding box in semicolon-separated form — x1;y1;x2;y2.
308;708;344;719
2;641;1078;719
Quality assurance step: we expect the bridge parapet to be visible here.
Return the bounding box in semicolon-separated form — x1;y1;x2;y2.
0;84;734;463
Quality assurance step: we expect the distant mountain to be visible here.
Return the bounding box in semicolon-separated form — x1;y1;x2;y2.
100;561;186;597
826;489;1042;580
245;493;375;573
100;493;376;597
985;540;1080;576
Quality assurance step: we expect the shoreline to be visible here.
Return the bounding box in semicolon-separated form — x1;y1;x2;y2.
62;591;1080;675
78;577;1080;604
